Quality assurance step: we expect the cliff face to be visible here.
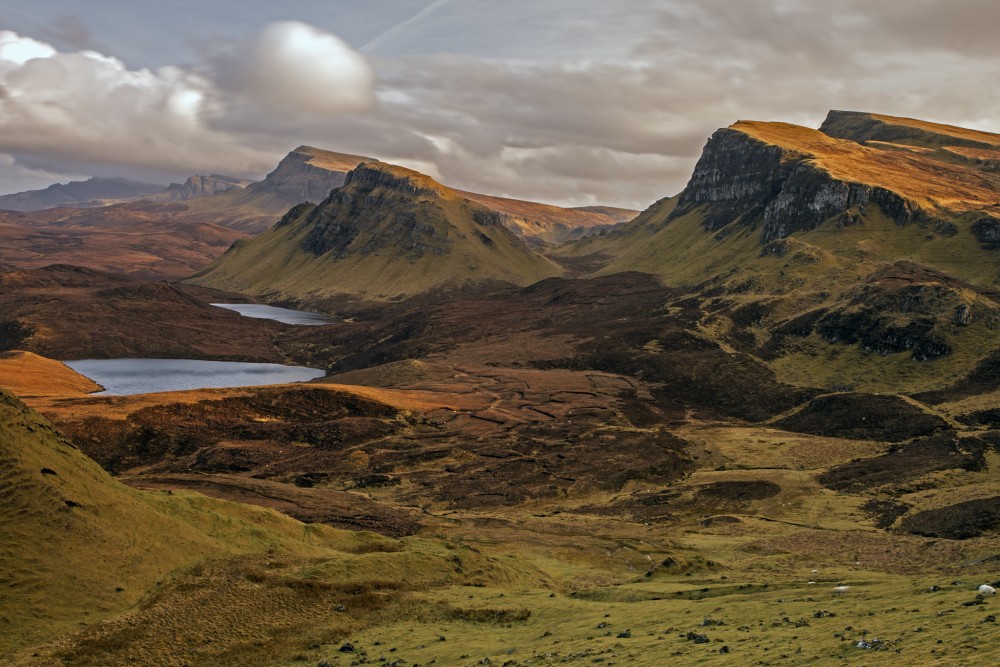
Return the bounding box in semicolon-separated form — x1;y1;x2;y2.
245;146;368;204
669;115;1000;245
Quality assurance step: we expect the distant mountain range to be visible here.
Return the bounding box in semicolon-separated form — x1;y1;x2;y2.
0;146;637;278
0;177;165;211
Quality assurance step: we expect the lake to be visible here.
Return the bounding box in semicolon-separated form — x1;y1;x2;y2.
210;303;337;326
64;358;327;396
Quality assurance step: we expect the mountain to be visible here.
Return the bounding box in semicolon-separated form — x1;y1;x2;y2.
190;160;565;300
173;146;371;233
181;146;636;240
562;110;1000;393
144;174;252;202
0;177;165;212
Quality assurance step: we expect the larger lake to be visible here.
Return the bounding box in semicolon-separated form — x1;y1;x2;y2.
65;358;327;396
210;303;337;326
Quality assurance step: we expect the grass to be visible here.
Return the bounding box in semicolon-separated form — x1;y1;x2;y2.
4;372;1000;666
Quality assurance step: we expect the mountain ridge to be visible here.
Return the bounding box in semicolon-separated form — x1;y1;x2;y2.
0;177;165;212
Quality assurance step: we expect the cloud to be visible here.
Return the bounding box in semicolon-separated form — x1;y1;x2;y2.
0;23;374;187
4;3;1000;210
214;21;374;116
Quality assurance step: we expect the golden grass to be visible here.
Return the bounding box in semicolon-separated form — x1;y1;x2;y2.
0;351;102;397
734;120;1000;212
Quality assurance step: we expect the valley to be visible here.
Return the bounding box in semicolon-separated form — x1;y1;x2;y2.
2;111;999;666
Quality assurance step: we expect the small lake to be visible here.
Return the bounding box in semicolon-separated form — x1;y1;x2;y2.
210;303;337;326
64;358;327;396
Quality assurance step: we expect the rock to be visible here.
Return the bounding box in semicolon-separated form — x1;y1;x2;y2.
685;632;710;644
147;174;247;202
669;124;924;245
955;305;973;326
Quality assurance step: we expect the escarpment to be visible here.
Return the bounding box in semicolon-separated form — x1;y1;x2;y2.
667;120;991;244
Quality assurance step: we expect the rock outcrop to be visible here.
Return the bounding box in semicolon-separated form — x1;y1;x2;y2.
668;113;1000;245
146;174;250;202
245;146;370;204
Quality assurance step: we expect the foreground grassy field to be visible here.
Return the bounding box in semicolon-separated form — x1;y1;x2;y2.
3;369;998;667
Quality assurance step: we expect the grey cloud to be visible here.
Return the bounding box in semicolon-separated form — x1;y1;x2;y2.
3;2;1000;209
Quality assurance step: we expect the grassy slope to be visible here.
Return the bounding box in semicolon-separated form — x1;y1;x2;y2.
561;115;1000;394
0;388;546;658
0;351;102;396
191;163;564;301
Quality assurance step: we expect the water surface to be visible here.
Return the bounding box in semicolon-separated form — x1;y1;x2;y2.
211;303;336;326
65;358;326;396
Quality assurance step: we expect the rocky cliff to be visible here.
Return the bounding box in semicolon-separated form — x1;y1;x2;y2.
668;117;1000;245
146;174;250;202
244;146;370;205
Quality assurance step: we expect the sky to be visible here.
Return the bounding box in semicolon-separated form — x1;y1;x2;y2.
0;0;999;209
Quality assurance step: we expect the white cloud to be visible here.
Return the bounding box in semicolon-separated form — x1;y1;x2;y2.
223;21;374;116
0;23;375;189
0;31;56;66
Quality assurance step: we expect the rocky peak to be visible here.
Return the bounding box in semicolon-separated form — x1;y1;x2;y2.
246;146;369;204
341;161;445;198
298;162;456;259
146;174;248;203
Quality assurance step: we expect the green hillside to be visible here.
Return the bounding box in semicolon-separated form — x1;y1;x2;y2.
190;161;564;301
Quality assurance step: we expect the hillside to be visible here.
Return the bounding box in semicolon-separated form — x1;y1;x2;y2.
0;205;245;280
559;111;1000;393
0;387;338;650
0;351;101;396
190;161;565;300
